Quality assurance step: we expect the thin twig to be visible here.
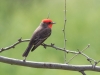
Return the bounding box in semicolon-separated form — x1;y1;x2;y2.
0;38;86;54
0;38;29;52
47;13;50;19
81;52;96;65
67;44;90;64
63;0;67;63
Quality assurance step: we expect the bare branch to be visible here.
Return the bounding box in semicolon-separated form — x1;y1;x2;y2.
0;38;100;67
0;56;100;72
0;38;86;55
0;38;30;52
0;38;100;64
67;44;90;63
63;0;67;63
81;51;96;65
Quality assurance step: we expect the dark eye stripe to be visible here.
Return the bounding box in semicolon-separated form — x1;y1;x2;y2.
48;22;51;24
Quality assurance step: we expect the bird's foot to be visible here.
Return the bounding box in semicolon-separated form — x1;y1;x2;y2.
41;43;47;49
23;57;26;62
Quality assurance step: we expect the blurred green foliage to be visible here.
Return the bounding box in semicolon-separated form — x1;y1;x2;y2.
0;0;100;75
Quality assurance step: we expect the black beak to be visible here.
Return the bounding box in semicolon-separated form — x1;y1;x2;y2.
52;22;56;24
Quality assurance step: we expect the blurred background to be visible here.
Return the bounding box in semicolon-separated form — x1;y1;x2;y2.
0;0;100;75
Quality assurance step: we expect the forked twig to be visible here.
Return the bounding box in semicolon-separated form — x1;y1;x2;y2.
67;44;90;63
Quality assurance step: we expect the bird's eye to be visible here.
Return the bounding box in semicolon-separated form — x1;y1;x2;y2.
48;22;51;24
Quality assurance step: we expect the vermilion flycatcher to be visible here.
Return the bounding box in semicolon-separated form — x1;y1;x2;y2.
22;19;55;60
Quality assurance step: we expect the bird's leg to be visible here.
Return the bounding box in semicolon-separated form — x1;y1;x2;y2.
41;43;47;49
23;57;26;62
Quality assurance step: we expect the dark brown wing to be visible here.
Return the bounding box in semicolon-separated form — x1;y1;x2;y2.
31;28;51;51
22;27;51;57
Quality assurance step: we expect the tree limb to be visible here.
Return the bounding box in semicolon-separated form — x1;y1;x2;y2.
0;56;100;72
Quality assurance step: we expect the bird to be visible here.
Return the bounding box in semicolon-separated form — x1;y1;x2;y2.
22;19;55;61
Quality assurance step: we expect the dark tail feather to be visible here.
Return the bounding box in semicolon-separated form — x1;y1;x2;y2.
22;45;32;57
31;46;37;52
